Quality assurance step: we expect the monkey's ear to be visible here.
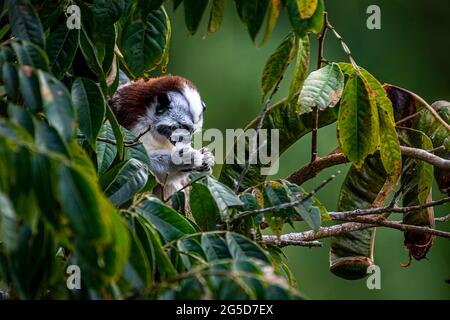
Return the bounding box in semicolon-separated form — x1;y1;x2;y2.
157;92;171;109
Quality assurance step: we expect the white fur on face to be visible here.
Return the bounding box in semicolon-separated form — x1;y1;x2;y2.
182;84;204;131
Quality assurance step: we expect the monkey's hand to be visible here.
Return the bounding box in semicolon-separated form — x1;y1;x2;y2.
174;146;214;173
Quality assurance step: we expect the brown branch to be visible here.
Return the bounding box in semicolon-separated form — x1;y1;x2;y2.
288;146;450;185
262;215;450;247
311;11;329;163
329;197;450;220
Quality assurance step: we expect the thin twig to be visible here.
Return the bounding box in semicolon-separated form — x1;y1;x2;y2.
234;76;284;192
327;20;360;75
311;12;329;163
77;125;151;147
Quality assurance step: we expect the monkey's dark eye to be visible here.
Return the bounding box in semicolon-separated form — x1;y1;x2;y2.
156;92;171;115
202;101;206;112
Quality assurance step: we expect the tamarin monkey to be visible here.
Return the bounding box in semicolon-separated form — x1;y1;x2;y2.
109;75;214;201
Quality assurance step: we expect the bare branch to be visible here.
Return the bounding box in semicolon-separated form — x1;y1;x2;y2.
77;125;151;147
288;146;450;185
262;215;450;247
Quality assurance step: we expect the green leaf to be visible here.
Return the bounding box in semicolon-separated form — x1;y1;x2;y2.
226;232;270;264
190;182;220;231
416;101;450;195
288;34;310;101
105;103;125;160
2;63;20;103
10;41;49;71
340;63;402;182
18;65;42;113
261;32;297;101
46;23;79;79
104;158;148;206
234;0;270;42
219;99;337;190
135;196;196;242
337;74;379;169
120;7;169;77
8;0;45;48
207;0;225;36
286;0;324;36
204;176;243;222
258;0;280;47
201;233;231;261
330;157;386;280
38;70;76;142
96;121;118;175
58;164;111;242
399;128;434;261
296;0;318;19
71;78;106;150
79;27;107;92
299;62;344;113
0;190;19;253
35;121;70;157
184;0;208;35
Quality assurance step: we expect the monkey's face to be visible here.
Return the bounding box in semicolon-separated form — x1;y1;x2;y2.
142;87;206;145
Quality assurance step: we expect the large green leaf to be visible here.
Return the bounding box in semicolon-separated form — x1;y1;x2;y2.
234;0;269;42
58;164;112;241
337;73;379;169
299;62;344;113
190;182;220;231
96;121;118;175
38;70;76;142
203;176;243;222
201;233;231;261
219;99;337;191
46;23;79;79
120;7;169;77
399;128;434;261
71;77;106;150
261;32;297;101
135;196;196;243
103;158;148;206
184;0;208;35
340;63;401;182
330;157;386;279
226;232;270;264
8;0;45;48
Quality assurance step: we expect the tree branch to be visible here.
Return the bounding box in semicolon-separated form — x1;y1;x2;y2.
262;214;450;247
288;146;450;185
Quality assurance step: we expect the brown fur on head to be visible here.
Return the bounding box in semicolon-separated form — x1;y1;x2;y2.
109;75;198;130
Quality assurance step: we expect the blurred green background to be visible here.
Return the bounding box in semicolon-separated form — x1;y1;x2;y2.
166;0;450;299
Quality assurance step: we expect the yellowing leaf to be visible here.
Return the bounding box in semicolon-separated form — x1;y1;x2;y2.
296;0;318;19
